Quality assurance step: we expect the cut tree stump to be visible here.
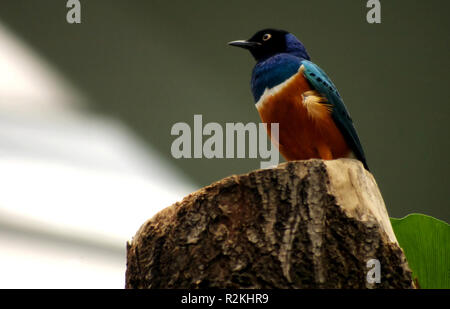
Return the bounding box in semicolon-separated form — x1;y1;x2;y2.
125;159;414;289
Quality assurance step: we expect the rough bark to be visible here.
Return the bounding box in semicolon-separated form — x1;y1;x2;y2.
125;159;414;289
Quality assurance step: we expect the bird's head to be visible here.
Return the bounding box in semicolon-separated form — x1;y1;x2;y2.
228;28;310;62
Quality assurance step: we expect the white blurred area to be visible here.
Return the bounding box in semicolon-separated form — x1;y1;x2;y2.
0;22;196;288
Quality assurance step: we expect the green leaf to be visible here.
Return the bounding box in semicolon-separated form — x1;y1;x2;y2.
391;214;450;289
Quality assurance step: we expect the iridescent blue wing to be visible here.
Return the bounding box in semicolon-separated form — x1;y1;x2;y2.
301;60;369;170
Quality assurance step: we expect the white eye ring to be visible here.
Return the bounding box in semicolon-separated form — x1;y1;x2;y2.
262;33;272;41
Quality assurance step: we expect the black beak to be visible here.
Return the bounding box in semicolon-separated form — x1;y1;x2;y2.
227;40;261;50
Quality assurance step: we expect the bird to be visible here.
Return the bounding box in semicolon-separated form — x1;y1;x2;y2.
228;29;369;170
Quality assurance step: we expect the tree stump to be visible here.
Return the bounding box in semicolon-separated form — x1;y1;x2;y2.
125;159;414;289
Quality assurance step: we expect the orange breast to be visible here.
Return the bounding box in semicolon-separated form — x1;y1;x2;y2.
256;68;351;161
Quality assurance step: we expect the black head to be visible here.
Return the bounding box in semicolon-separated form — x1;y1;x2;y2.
228;28;310;62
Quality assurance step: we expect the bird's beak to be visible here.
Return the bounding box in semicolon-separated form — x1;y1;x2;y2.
227;40;261;49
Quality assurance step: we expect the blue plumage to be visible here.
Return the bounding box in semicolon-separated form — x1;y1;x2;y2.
285;33;310;60
229;29;369;170
251;54;301;102
301;61;369;170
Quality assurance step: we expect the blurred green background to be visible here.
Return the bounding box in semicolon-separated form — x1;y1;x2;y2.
0;0;448;221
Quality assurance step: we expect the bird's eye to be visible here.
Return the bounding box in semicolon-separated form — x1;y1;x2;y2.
262;33;272;41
